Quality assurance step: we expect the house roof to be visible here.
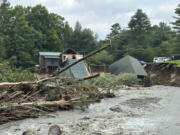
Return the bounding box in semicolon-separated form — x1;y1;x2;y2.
109;55;147;76
39;52;61;56
44;55;60;59
59;59;88;78
62;48;79;55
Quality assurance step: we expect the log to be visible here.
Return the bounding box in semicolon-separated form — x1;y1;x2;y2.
77;73;100;81
0;74;99;89
0;82;33;87
6;91;24;101
0;44;110;88
0;99;72;111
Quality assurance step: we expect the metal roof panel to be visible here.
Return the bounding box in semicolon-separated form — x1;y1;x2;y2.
39;52;61;56
44;56;60;59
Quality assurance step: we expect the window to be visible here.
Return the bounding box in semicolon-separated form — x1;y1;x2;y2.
72;55;76;59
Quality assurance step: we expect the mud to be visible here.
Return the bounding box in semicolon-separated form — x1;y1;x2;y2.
145;63;180;86
0;86;180;135
121;97;161;108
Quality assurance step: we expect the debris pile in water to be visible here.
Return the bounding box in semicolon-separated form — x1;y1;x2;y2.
0;78;114;125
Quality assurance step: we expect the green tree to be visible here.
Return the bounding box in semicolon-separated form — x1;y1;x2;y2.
107;23;121;38
159;41;172;57
62;21;73;49
172;4;180;54
69;21;97;54
88;50;113;65
25;5;64;52
172;4;180;34
74;21;82;32
7;5;37;67
0;0;12;35
127;9;151;47
150;22;175;47
0;0;12;59
128;9;151;34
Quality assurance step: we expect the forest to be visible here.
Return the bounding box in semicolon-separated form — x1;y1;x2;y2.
0;0;180;68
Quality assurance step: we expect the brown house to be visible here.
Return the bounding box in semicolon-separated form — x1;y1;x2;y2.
39;52;61;72
39;48;83;72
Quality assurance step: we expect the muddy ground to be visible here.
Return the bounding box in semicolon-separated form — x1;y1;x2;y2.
0;85;180;135
145;63;180;86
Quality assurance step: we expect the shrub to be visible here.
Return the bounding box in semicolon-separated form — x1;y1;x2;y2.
0;61;35;82
87;73;139;88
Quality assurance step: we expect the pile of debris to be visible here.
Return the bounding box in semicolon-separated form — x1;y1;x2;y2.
0;43;114;125
0;77;114;125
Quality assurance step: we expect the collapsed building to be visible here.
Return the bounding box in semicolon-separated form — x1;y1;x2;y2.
39;48;89;78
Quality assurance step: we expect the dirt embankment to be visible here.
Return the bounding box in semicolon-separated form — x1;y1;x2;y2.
145;63;180;86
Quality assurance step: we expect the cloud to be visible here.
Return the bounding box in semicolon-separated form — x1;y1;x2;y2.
8;0;180;39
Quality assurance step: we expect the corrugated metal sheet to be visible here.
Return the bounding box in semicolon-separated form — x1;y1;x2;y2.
59;69;74;78
59;59;88;78
109;55;147;76
44;56;60;59
39;52;61;56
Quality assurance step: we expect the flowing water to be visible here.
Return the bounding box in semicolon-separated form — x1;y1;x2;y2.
0;86;180;135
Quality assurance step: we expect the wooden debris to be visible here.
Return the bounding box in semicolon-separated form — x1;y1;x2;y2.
0;44;112;125
77;73;100;81
0;99;72;111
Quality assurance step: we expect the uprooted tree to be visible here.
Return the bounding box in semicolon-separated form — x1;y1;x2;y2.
0;43;113;124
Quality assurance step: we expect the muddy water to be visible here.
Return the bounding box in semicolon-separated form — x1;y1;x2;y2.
0;86;180;135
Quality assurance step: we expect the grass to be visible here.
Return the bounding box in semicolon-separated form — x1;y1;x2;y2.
166;60;180;67
87;73;140;88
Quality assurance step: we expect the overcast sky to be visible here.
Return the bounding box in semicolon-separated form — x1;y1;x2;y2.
8;0;180;39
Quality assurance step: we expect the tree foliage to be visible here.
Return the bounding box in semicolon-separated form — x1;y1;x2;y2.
172;4;180;54
172;4;180;34
0;1;179;69
105;8;178;63
128;9;151;34
0;1;97;68
0;61;35;82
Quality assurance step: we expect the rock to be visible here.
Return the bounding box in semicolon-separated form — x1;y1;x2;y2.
14;128;21;131
22;130;34;135
109;106;123;112
48;122;52;125
92;132;102;135
48;125;62;135
82;116;90;120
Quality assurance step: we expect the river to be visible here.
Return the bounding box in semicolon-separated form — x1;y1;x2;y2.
0;86;180;135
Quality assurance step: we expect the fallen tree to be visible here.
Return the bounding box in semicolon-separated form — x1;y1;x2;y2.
58;44;111;74
0;73;100;90
0;78;114;124
0;43;113;124
0;99;72;111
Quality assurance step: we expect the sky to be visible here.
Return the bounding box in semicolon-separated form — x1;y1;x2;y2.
7;0;180;39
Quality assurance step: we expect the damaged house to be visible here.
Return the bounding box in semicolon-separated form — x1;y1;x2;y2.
39;48;89;78
39;52;61;71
